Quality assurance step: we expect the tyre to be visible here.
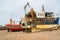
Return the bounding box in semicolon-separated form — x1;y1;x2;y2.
7;29;11;32
27;28;31;33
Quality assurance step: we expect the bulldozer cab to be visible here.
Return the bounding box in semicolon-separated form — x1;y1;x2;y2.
27;20;36;28
21;18;36;28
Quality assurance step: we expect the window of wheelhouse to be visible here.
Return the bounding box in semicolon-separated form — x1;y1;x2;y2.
45;12;53;17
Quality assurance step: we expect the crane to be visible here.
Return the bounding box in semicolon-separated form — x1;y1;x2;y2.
24;2;36;18
24;2;31;14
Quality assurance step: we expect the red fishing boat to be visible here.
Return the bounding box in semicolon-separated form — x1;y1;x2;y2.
5;18;24;32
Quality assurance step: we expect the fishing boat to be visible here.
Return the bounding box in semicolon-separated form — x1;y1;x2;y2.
21;3;59;32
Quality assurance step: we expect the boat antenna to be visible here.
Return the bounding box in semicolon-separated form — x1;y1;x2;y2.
10;13;13;25
42;5;45;12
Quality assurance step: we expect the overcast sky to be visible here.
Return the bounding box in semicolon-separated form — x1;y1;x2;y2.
0;0;60;25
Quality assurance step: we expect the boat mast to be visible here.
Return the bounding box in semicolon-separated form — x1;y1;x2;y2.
42;5;45;17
